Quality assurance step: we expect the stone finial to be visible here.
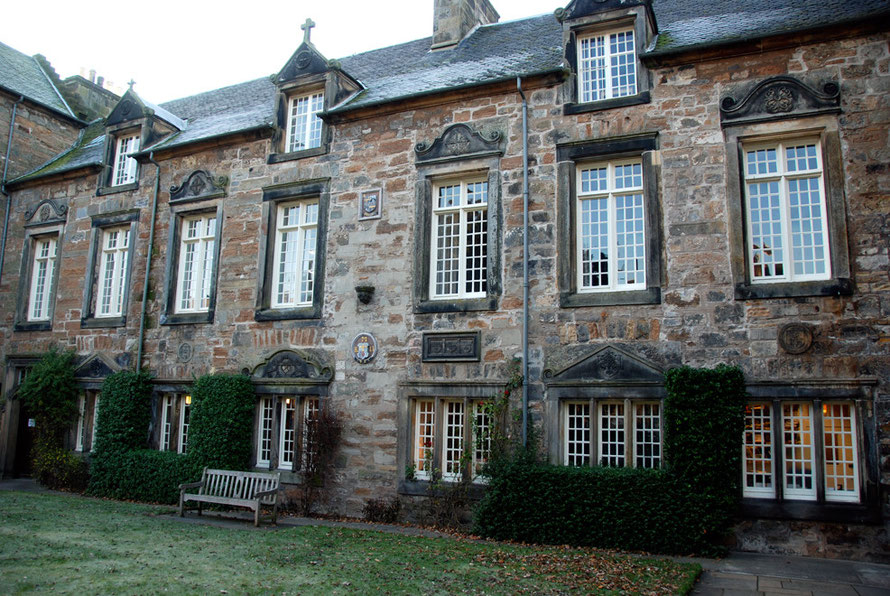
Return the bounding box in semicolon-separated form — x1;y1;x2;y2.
301;18;316;44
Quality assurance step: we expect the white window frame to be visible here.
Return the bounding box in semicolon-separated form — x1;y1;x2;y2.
257;396;320;471
562;400;662;469
90;394;100;453
257;397;275;467
111;134;140;186
175;214;216;313
577;27;637;103
271;200;319;309
743;138;831;284
159;395;175;452
410;397;492;484
27;235;58;322
429;178;489;300
743;401;860;503
285;92;324;153
96;226;131;318
177;395;191;455
75;393;86;452
576;159;646;293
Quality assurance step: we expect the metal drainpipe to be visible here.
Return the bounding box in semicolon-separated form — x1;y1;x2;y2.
136;152;161;370
517;78;530;447
0;95;25;287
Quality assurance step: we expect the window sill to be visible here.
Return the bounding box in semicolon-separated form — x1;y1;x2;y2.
398;478;487;498
415;296;499;314
255;306;321;322
560;287;660;308
739;498;880;524
734;278;853;300
564;92;650;116
97;182;139;196
14;320;52;332
160;311;214;325
267;145;328;164
81;315;127;329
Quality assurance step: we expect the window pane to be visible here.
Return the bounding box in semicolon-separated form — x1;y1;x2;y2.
257;398;274;466
279;399;296;469
782;403;816;500
565;402;591;466
414;400;435;480
823;403;858;502
472;402;491;479
599;402;625;467
634;403;660;468
743;404;774;497
609;30;636;98
434;212;460;296
443;401;465;481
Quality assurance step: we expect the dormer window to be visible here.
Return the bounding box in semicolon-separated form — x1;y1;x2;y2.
286;91;324;153
577;27;636;103
111;134;140;186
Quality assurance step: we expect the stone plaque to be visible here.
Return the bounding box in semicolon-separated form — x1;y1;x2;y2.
352;332;378;364
422;332;480;362
359;189;382;220
779;323;814;355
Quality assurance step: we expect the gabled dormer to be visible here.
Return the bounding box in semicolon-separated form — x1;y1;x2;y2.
268;20;362;164
557;0;658;115
98;88;184;195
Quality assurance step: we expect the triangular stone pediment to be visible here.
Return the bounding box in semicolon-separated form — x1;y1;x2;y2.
74;353;120;380
544;345;663;383
276;42;330;85
106;89;148;127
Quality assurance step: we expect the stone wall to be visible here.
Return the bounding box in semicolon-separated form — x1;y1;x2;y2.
0;26;887;557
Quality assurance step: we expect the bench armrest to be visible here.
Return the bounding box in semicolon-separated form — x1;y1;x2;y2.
254;487;280;500
179;480;205;491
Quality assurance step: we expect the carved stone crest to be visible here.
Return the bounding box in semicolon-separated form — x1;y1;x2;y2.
178;343;193;363
352;332;378;364
295;51;312;70
25;198;67;225
764;86;794;113
422;332;481;362
779;323;814;355
415;123;503;164
254;350;333;381
170;170;228;203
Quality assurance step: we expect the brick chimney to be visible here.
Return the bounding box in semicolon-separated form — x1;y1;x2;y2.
432;0;500;50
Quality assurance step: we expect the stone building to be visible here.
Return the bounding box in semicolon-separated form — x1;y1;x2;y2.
1;0;888;559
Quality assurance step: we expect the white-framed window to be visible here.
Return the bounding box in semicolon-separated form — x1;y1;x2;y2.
73;391;100;453
27;236;58;322
410;398;492;483
271;200;318;308
430;178;488;300
157;394;190;453
96;226;131;317
576;159;646;292
743;138;830;283
111;134;140;186
577;28;637;103
563;400;661;469
75;393;86;452
256;396;320;470
743;401;859;503
286;92;324;153
175;214;216;313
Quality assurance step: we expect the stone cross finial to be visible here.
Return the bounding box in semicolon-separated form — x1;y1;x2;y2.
127;79;136;90
301;18;316;43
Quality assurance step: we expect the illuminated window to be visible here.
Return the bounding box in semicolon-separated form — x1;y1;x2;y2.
409;398;492;483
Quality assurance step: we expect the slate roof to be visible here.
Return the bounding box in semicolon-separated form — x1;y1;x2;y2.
11;0;890;184
0;41;76;119
13;120;105;182
649;0;890;55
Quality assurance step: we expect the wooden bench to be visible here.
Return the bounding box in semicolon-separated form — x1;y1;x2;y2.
179;468;281;527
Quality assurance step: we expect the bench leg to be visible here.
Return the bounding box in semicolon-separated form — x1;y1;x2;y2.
254;504;260;527
197;502;202;517
179;494;185;517
272;500;279;525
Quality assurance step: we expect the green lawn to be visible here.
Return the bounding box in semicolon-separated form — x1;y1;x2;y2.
0;491;700;594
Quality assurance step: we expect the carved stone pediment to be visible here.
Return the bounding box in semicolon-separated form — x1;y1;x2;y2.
557;0;648;21
170;170;228;203
720;76;840;126
415;124;504;164
74;353;120;380
544;345;664;384
24;198;67;226
276;42;330;85
253;350;333;382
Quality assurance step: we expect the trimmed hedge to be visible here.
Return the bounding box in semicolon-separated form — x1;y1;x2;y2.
32;445;90;492
473;365;747;555
93;371;154;454
186;374;256;471
17;348;78;446
90;449;200;504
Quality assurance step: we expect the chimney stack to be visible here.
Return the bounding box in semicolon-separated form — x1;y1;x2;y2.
97;76;104;88
89;69;96;83
432;0;499;50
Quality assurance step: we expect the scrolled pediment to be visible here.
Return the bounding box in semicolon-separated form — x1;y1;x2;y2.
24;198;67;226
170;170;228;203
415;123;504;164
252;350;333;382
720;76;840;126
